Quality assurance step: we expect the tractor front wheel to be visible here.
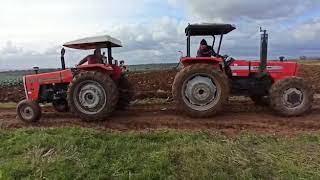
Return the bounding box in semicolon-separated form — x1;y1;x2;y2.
67;71;119;121
172;64;229;118
17;100;42;123
270;77;313;116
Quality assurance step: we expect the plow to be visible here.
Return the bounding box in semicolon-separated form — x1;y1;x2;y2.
16;23;314;123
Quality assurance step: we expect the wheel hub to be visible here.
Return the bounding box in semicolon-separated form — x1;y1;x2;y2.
184;76;217;107
283;88;303;108
75;81;106;115
21;106;34;120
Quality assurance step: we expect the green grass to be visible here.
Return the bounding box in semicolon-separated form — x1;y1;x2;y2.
298;60;320;65
0;128;320;179
0;75;23;87
0;103;17;109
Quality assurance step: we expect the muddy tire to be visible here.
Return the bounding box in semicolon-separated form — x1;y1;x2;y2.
17;100;41;123
172;64;229;118
250;96;270;106
52;99;69;112
270;77;313;117
67;71;119;121
117;75;134;110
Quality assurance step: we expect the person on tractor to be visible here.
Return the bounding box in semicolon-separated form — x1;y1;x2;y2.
120;60;128;73
78;48;103;65
197;39;217;57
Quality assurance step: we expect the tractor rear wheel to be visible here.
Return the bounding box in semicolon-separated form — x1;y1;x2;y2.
52;99;69;112
172;64;229;118
117;75;134;110
67;71;119;121
17;100;41;123
270;77;313;116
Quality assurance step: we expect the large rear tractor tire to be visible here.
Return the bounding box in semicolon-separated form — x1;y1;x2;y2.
270;77;313;117
172;64;229;118
52;99;69;112
67;71;119;121
17;100;42;123
117;75;134;110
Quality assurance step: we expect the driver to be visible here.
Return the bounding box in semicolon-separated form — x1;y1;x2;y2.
78;48;103;65
197;39;217;57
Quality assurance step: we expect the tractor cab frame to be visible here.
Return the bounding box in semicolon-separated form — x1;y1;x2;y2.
181;23;237;68
185;23;236;58
63;35;122;66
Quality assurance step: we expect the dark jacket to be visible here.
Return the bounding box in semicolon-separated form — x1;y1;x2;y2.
197;46;216;57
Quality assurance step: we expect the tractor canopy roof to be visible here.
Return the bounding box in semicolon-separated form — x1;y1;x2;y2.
63;35;122;50
185;23;236;36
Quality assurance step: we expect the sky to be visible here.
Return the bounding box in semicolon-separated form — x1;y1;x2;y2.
0;0;320;70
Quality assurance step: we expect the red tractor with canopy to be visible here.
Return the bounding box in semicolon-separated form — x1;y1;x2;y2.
172;23;313;117
17;35;132;123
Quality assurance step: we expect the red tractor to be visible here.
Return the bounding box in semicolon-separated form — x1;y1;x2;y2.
172;23;314;117
17;35;132;122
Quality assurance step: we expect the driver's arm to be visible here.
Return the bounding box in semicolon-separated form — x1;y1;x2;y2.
207;46;217;57
78;56;89;66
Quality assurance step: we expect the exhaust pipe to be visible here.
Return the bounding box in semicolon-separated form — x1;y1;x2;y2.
259;27;268;73
61;48;66;70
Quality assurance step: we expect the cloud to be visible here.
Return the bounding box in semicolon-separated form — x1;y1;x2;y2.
103;16;187;64
0;16;188;69
1;1;320;70
169;0;319;21
0;41;23;55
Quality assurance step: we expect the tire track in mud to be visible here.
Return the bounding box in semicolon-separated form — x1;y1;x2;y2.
1;99;320;136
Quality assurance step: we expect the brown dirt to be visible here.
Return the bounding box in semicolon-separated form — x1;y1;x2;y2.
2;98;320;136
1;65;320;136
1;64;320;102
0;86;25;103
298;64;320;94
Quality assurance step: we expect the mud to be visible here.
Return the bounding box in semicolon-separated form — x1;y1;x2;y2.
1;64;320;102
2;98;320;136
1;65;320;136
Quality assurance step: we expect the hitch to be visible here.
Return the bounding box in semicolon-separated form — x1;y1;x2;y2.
259;27;268;73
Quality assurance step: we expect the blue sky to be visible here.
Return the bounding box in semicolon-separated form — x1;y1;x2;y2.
0;0;320;70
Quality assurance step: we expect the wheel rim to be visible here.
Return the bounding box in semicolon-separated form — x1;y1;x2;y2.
73;80;107;115
20;105;34;120
283;88;304;109
182;74;220;111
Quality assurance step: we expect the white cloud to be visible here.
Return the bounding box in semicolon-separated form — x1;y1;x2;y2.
0;41;23;55
170;0;319;21
1;1;320;70
293;18;320;41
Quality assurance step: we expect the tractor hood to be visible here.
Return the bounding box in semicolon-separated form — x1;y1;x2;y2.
63;35;122;50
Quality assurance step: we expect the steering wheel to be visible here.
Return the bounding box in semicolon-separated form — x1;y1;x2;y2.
223;55;235;67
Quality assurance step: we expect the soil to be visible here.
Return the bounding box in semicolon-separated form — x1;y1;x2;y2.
2;98;320;136
2;64;320;136
1;64;319;103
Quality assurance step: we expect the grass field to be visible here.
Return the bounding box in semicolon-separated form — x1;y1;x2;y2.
0;103;17;109
0;128;320;179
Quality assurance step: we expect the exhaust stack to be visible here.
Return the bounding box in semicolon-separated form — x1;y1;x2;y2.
260;27;268;73
61;48;66;70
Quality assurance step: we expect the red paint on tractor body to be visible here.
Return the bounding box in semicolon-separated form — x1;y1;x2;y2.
24;69;73;100
24;64;122;101
180;57;298;81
